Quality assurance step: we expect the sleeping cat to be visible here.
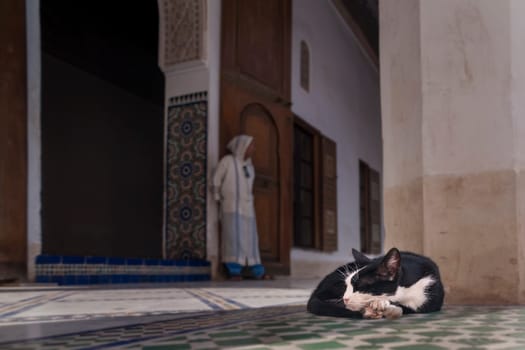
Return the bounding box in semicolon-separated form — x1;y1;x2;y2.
307;247;444;319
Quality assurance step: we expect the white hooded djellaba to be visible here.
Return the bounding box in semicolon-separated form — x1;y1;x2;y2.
211;135;262;266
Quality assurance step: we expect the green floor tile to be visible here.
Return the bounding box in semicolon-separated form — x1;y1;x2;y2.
214;337;262;347
466;326;506;332
335;336;352;341
452;338;504;346
306;318;339;324
361;336;409;345
208;331;248;338
505;332;525;339
281;333;321;341
300;341;347;350
392;345;448;350
432;321;469;327
415;331;462;338
256;322;289;327
322;323;358;330
265;327;304;333
189;338;212;342
341;329;377;337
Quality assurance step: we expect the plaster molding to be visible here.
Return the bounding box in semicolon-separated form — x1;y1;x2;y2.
158;0;206;71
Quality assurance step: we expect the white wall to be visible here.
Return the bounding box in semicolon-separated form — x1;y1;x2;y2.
290;0;382;277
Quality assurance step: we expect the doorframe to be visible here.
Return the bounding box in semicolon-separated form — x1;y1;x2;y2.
219;81;293;275
25;0;41;282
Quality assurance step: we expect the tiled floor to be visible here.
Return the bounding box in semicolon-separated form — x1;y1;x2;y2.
1;280;525;349
0;279;314;344
0;288;307;325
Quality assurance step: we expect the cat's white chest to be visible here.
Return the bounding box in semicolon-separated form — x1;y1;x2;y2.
391;276;435;311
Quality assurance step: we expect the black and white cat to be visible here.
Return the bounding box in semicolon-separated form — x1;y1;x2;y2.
307;247;444;319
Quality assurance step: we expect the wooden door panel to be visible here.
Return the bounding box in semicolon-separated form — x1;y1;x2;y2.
253;186;279;260
237;0;282;91
221;0;291;100
0;0;27;280
241;103;280;261
241;105;278;178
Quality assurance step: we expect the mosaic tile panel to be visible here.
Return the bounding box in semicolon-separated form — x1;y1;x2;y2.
3;305;525;350
35;255;210;285
165;92;208;260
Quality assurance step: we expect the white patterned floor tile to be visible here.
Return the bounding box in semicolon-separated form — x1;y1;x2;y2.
0;282;315;327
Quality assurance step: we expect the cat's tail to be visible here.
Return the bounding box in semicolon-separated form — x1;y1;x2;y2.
306;296;362;318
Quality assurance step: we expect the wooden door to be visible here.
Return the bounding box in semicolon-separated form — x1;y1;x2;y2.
220;0;292;274
241;103;282;263
0;0;27;281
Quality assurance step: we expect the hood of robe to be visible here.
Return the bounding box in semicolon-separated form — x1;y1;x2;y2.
227;135;254;161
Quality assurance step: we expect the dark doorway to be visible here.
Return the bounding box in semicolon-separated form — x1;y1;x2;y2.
40;1;164;258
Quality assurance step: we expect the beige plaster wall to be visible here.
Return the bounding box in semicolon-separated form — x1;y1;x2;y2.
423;171;518;303
517;171;525;302
380;0;422;189
380;0;424;254
510;0;525;303
383;180;424;254
420;0;513;176
420;0;518;304
381;0;525;304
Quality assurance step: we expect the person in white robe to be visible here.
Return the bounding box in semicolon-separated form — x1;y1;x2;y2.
211;134;268;280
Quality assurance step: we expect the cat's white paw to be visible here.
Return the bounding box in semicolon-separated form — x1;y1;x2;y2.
383;305;403;320
362;299;390;319
369;299;390;311
362;299;402;320
362;305;383;319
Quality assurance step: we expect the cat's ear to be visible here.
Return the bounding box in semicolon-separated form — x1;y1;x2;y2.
352;248;371;264
377;248;401;280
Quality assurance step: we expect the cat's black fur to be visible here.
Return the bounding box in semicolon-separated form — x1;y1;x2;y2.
307;247;444;318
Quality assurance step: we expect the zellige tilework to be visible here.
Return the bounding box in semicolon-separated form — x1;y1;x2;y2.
35;255;211;285
165;92;208;260
2;305;525;350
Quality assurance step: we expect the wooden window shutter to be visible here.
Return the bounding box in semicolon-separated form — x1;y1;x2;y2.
359;161;370;252
320;136;337;252
369;168;381;254
360;161;381;254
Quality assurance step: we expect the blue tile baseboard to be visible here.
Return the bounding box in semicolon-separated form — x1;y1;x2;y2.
35;255;211;285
